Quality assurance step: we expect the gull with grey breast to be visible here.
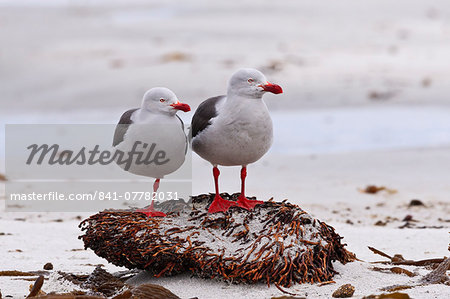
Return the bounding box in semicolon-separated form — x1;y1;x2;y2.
191;68;283;213
113;87;190;217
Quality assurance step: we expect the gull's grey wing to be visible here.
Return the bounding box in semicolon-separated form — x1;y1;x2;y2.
190;95;225;139
176;114;188;154
113;108;138;147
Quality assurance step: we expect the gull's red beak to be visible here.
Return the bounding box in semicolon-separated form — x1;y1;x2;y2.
260;82;283;94
170;101;191;112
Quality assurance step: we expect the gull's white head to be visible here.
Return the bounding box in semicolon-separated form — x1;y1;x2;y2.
141;87;190;115
227;68;283;98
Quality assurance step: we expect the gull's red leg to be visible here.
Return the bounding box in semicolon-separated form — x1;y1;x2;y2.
237;166;263;210
208;166;237;213
153;178;160;193
136;178;166;217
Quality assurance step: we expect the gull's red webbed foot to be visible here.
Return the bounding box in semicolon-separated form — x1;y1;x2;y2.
237;195;263;210
136;197;166;217
208;166;236;213
135;179;166;217
208;194;237;213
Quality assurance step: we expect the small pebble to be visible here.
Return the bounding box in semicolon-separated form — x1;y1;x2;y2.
332;284;355;298
43;262;53;270
364;185;384;194
409;199;424;207
374;220;387;226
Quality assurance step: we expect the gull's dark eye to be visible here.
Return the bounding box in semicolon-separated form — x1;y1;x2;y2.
160;99;165;103
247;78;254;84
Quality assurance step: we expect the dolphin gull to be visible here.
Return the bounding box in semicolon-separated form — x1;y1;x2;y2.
113;87;190;217
191;68;282;213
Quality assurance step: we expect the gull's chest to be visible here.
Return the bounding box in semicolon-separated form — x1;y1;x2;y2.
192;98;274;166
116;114;187;177
215;104;273;148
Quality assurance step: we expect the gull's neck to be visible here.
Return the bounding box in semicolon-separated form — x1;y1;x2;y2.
225;91;264;109
133;108;174;123
226;86;263;100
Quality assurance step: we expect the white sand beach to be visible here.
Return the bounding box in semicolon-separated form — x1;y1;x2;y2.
1;148;450;298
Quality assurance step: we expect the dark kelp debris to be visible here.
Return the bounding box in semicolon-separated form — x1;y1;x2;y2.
399;214;444;229
379;285;412;292
368;247;446;267
79;193;355;287
0;270;36;276
360;185;397;195
57;266;125;297
318;280;336;286
23;266;181;298
271;296;306;299
367;90;398;101
362;292;410;299
27;275;44;297
368;246;449;293
133;284;180;299
421;257;450;285
371;267;416;277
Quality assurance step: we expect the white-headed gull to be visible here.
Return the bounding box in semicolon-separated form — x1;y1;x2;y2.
191;68;282;213
113;87;190;217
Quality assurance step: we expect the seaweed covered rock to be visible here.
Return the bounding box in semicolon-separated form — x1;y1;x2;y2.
79;194;355;287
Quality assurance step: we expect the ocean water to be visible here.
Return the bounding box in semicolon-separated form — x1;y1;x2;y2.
270;106;450;155
1;106;450;172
